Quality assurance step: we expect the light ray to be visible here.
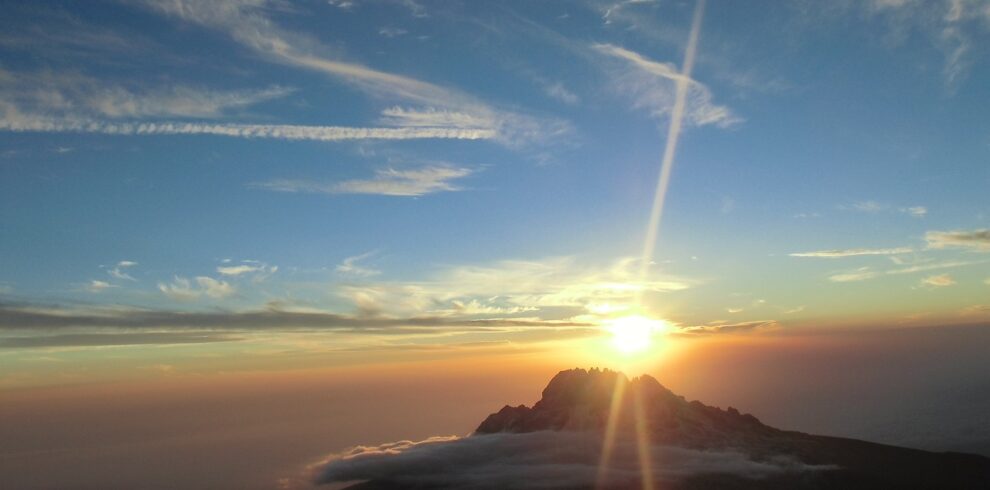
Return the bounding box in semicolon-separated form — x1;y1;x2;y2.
621;1;707;488
637;0;707;295
594;375;627;489
632;382;655;490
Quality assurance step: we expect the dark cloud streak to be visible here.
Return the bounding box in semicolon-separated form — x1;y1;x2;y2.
0;303;591;331
0;331;243;348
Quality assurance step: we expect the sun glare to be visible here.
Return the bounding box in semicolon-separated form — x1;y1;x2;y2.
607;315;666;354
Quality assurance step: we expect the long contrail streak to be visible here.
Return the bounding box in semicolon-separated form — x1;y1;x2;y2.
0;118;496;142
637;0;707;294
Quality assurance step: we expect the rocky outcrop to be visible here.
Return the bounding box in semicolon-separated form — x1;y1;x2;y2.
476;368;774;448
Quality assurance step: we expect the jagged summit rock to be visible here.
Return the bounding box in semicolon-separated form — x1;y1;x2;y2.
476;368;771;447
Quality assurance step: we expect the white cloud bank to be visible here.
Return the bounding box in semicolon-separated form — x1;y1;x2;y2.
306;431;833;488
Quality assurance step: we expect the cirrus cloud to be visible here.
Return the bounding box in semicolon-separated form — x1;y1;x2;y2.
158;276;235;301
790;247;913;258
252;165;476;197
593;43;740;128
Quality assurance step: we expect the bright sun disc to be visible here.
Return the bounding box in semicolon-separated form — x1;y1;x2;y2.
607;315;665;354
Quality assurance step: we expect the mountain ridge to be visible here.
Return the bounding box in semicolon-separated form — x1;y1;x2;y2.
340;368;990;489
472;368;990;489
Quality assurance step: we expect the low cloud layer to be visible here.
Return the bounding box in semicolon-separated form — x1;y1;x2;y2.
308;431;832;489
926;229;990;251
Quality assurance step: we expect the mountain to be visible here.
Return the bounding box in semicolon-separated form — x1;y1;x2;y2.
337;368;990;489
476;368;772;445
474;368;990;489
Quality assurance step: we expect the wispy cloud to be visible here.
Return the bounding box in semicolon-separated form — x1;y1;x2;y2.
925;229;990;251
0;14;561;148
142;0;453;107
108;260;138;281
216;260;277;281
158;276;236;301
676;320;778;336
828;267;881;282
920;273;955;287
0;65;501;143
216;265;262;277
960;304;990;316
601;0;664;26
886;259;984;275
790;247;912;258
842;201;927;217
253;165;476;197
850;200;885;213
378;27;407;38
327;0;356;11
0;68;291;119
378;106;495;129
535;79;580;105
592;43;740;128
336;252;381;277
854;0;990;89
828;259;983;282
139;0;566;148
84;280;116;293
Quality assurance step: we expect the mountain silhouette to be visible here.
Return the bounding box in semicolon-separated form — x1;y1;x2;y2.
337;368;990;489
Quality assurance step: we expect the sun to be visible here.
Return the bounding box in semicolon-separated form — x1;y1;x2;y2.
606;315;667;354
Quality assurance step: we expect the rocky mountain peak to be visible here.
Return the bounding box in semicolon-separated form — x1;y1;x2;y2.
476;367;772;446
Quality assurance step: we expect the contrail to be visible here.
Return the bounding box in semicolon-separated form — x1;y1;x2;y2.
638;0;706;293
0;118;496;142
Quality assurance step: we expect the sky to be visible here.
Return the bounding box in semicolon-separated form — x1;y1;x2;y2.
1;0;990;487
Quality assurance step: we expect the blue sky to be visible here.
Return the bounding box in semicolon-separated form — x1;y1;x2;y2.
1;0;989;355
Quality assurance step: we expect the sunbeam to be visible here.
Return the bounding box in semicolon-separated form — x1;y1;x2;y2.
637;0;707;295
622;0;707;487
594;375;628;489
